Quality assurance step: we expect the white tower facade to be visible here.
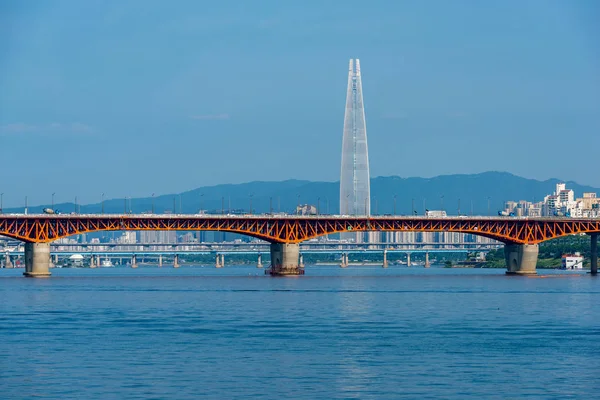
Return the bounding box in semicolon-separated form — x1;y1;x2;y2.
339;59;372;243
340;59;370;217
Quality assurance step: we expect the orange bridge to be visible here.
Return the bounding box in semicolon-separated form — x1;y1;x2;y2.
1;214;599;244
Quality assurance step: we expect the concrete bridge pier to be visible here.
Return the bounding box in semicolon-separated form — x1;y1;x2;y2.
382;249;388;268
299;253;305;269
23;242;51;277
340;253;349;268
90;255;97;269
131;255;138;269
4;252;14;268
424;252;430;268
220;254;225;268
173;254;180;268
504;243;538;275
406;253;411;267
268;243;304;276
158;254;163;267
215;254;222;268
590;233;598;276
257;253;263;268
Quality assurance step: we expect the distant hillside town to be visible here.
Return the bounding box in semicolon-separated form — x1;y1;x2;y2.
501;183;600;218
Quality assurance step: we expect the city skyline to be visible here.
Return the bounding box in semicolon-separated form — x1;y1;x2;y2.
1;1;599;205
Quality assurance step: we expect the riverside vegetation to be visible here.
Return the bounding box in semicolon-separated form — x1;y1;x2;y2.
485;235;593;269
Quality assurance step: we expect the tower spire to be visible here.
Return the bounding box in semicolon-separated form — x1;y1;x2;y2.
340;59;370;222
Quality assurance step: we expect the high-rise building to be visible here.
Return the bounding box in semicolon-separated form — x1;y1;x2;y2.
340;59;370;218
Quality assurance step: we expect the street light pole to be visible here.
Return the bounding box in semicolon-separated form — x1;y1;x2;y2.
52;192;55;209
440;195;444;212
297;194;300;215
317;197;320;216
411;198;415;215
487;196;491;216
152;193;155;214
101;193;105;214
269;196;273;214
200;193;204;214
457;198;461;216
393;194;397;216
0;193;3;214
249;194;253;215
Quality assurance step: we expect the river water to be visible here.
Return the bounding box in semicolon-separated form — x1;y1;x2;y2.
1;266;599;399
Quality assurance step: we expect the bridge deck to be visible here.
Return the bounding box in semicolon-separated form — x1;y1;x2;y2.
1;214;599;244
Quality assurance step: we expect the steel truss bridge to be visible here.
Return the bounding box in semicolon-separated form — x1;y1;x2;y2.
1;214;599;244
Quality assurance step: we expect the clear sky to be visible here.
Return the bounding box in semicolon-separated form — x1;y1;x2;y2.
1;0;598;207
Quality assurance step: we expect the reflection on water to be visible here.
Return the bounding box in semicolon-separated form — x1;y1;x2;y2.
0;266;598;399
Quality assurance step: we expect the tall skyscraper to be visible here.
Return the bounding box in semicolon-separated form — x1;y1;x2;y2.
340;59;371;243
340;59;370;216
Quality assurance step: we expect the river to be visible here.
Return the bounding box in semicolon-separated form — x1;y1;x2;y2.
1;266;598;399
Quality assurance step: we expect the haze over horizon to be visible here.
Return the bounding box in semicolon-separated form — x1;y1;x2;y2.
1;0;599;207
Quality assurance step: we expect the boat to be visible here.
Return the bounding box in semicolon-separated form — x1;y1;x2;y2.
100;258;114;268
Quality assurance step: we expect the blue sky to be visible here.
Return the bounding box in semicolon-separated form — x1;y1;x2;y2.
1;0;599;207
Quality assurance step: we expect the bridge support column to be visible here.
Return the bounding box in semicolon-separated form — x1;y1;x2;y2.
4;253;13;268
159;254;163;267
340;253;348;268
299;253;304;268
591;233;598;276
382;249;388;268
268;243;304;276
216;254;222;268
24;242;51;278
504;243;538;275
406;253;411;267
220;254;225;267
131;255;138;269
173;254;180;268
257;253;263;268
90;255;96;269
424;252;430;268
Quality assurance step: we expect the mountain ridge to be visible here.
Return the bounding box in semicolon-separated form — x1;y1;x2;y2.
6;172;599;216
